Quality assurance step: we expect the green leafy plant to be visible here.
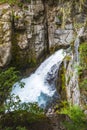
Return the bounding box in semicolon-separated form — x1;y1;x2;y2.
0;0;31;5
60;105;87;130
16;126;27;130
0;67;20;106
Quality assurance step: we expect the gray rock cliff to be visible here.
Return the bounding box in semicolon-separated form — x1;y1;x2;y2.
0;0;87;69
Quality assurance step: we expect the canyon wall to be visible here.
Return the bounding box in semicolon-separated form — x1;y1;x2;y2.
1;0;86;69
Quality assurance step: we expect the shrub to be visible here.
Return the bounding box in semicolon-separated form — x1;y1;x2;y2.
0;67;20;106
60;105;87;130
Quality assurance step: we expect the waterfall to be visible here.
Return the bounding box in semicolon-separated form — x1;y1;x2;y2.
11;49;66;108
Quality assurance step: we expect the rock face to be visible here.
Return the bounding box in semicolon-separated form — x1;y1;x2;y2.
46;2;74;49
0;0;87;69
0;0;46;68
0;4;12;67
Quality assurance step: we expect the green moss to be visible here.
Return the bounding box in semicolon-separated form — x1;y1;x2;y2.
29;58;37;67
61;68;66;90
65;55;71;62
80;42;87;58
74;23;84;29
79;42;87;108
60;105;87;130
79;42;87;73
14;15;21;20
59;66;67;101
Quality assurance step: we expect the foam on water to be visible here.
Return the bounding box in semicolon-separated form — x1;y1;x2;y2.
11;49;66;108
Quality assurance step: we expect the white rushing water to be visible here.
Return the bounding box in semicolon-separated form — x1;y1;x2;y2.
11;49;66;108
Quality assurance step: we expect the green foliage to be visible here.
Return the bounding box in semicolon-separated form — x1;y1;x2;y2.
0;109;45;130
60;105;87;130
16;126;27;130
0;67;20;106
79;42;87;69
61;67;66;90
0;100;45;129
0;0;19;5
5;94;44;114
55;100;69;114
65;55;71;61
0;0;31;5
80;79;87;90
79;42;87;90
